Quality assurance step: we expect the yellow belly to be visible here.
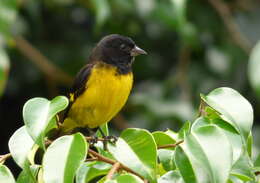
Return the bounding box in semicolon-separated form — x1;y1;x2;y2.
63;63;133;131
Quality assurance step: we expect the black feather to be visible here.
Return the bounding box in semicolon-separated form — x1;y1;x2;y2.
63;64;94;119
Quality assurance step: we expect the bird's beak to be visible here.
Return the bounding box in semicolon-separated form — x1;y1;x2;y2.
130;46;147;56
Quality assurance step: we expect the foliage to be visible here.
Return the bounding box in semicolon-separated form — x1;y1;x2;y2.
0;87;259;182
1;0;260;182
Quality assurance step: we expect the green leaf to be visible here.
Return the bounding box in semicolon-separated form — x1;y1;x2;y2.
192;117;243;164
0;0;17;40
158;149;175;171
211;119;243;164
228;175;244;183
177;121;191;140
8;126;35;168
165;129;178;140
108;128;157;183
42;133;88;183
201;87;253;143
254;153;260;167
16;165;40;183
230;153;255;181
247;132;253;157
177;124;232;183
0;47;10;96
152;131;176;148
76;161;111;183
23;96;69;148
0;165;15;183
174;146;196;183
248;40;260;98
158;170;184;183
193;125;232;182
97;123;109;137
104;174;143;183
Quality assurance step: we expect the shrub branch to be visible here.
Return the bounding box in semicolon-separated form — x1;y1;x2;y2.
0;153;11;164
106;161;121;180
157;140;184;149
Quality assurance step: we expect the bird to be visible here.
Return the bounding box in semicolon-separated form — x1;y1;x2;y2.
60;34;147;136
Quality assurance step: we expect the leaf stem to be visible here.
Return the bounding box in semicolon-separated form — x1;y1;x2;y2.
0;153;12;164
106;161;121;180
157;140;184;149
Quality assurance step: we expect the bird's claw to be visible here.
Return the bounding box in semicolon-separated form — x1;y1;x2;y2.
88;136;98;146
104;135;118;144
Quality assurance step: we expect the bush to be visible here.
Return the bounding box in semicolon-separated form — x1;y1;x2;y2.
0;87;258;183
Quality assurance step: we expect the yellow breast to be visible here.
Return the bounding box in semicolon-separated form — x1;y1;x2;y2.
64;63;133;130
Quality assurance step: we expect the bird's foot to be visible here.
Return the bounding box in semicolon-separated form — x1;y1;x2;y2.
102;135;118;150
88;136;98;146
103;135;118;144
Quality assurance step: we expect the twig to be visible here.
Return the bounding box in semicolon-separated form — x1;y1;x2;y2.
86;157;98;161
157;140;184;149
0;153;12;164
208;0;252;54
14;36;73;85
106;162;121;180
88;149;144;180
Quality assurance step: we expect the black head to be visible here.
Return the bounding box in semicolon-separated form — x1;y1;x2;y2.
89;34;147;74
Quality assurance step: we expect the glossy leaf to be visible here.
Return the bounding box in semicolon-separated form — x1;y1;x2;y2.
16;165;40;183
0;165;15;183
192;117;243;164
228;175;244;183
174;146;196;183
158;149;175;171
42;133;88;183
165;129;178;140
249;40;260;98
104;174;143;183
177;124;232;183
194;125;232;182
201;87;253;142
152;131;176;148
158;170;184;183
254;153;260;167
97;123;109;137
230;153;255;181
8;126;35;168
76;161;111;183
108;128;157;183
247;132;253;157
23;96;69;148
177;121;191;140
0;47;10;96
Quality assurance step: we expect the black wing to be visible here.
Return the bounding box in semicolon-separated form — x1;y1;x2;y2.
63;63;94;119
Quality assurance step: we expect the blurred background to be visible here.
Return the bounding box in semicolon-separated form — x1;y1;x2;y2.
1;0;260;175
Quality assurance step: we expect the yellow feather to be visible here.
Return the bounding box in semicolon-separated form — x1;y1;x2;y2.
62;63;133;132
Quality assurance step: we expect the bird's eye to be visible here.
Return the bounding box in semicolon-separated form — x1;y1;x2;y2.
120;44;126;50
